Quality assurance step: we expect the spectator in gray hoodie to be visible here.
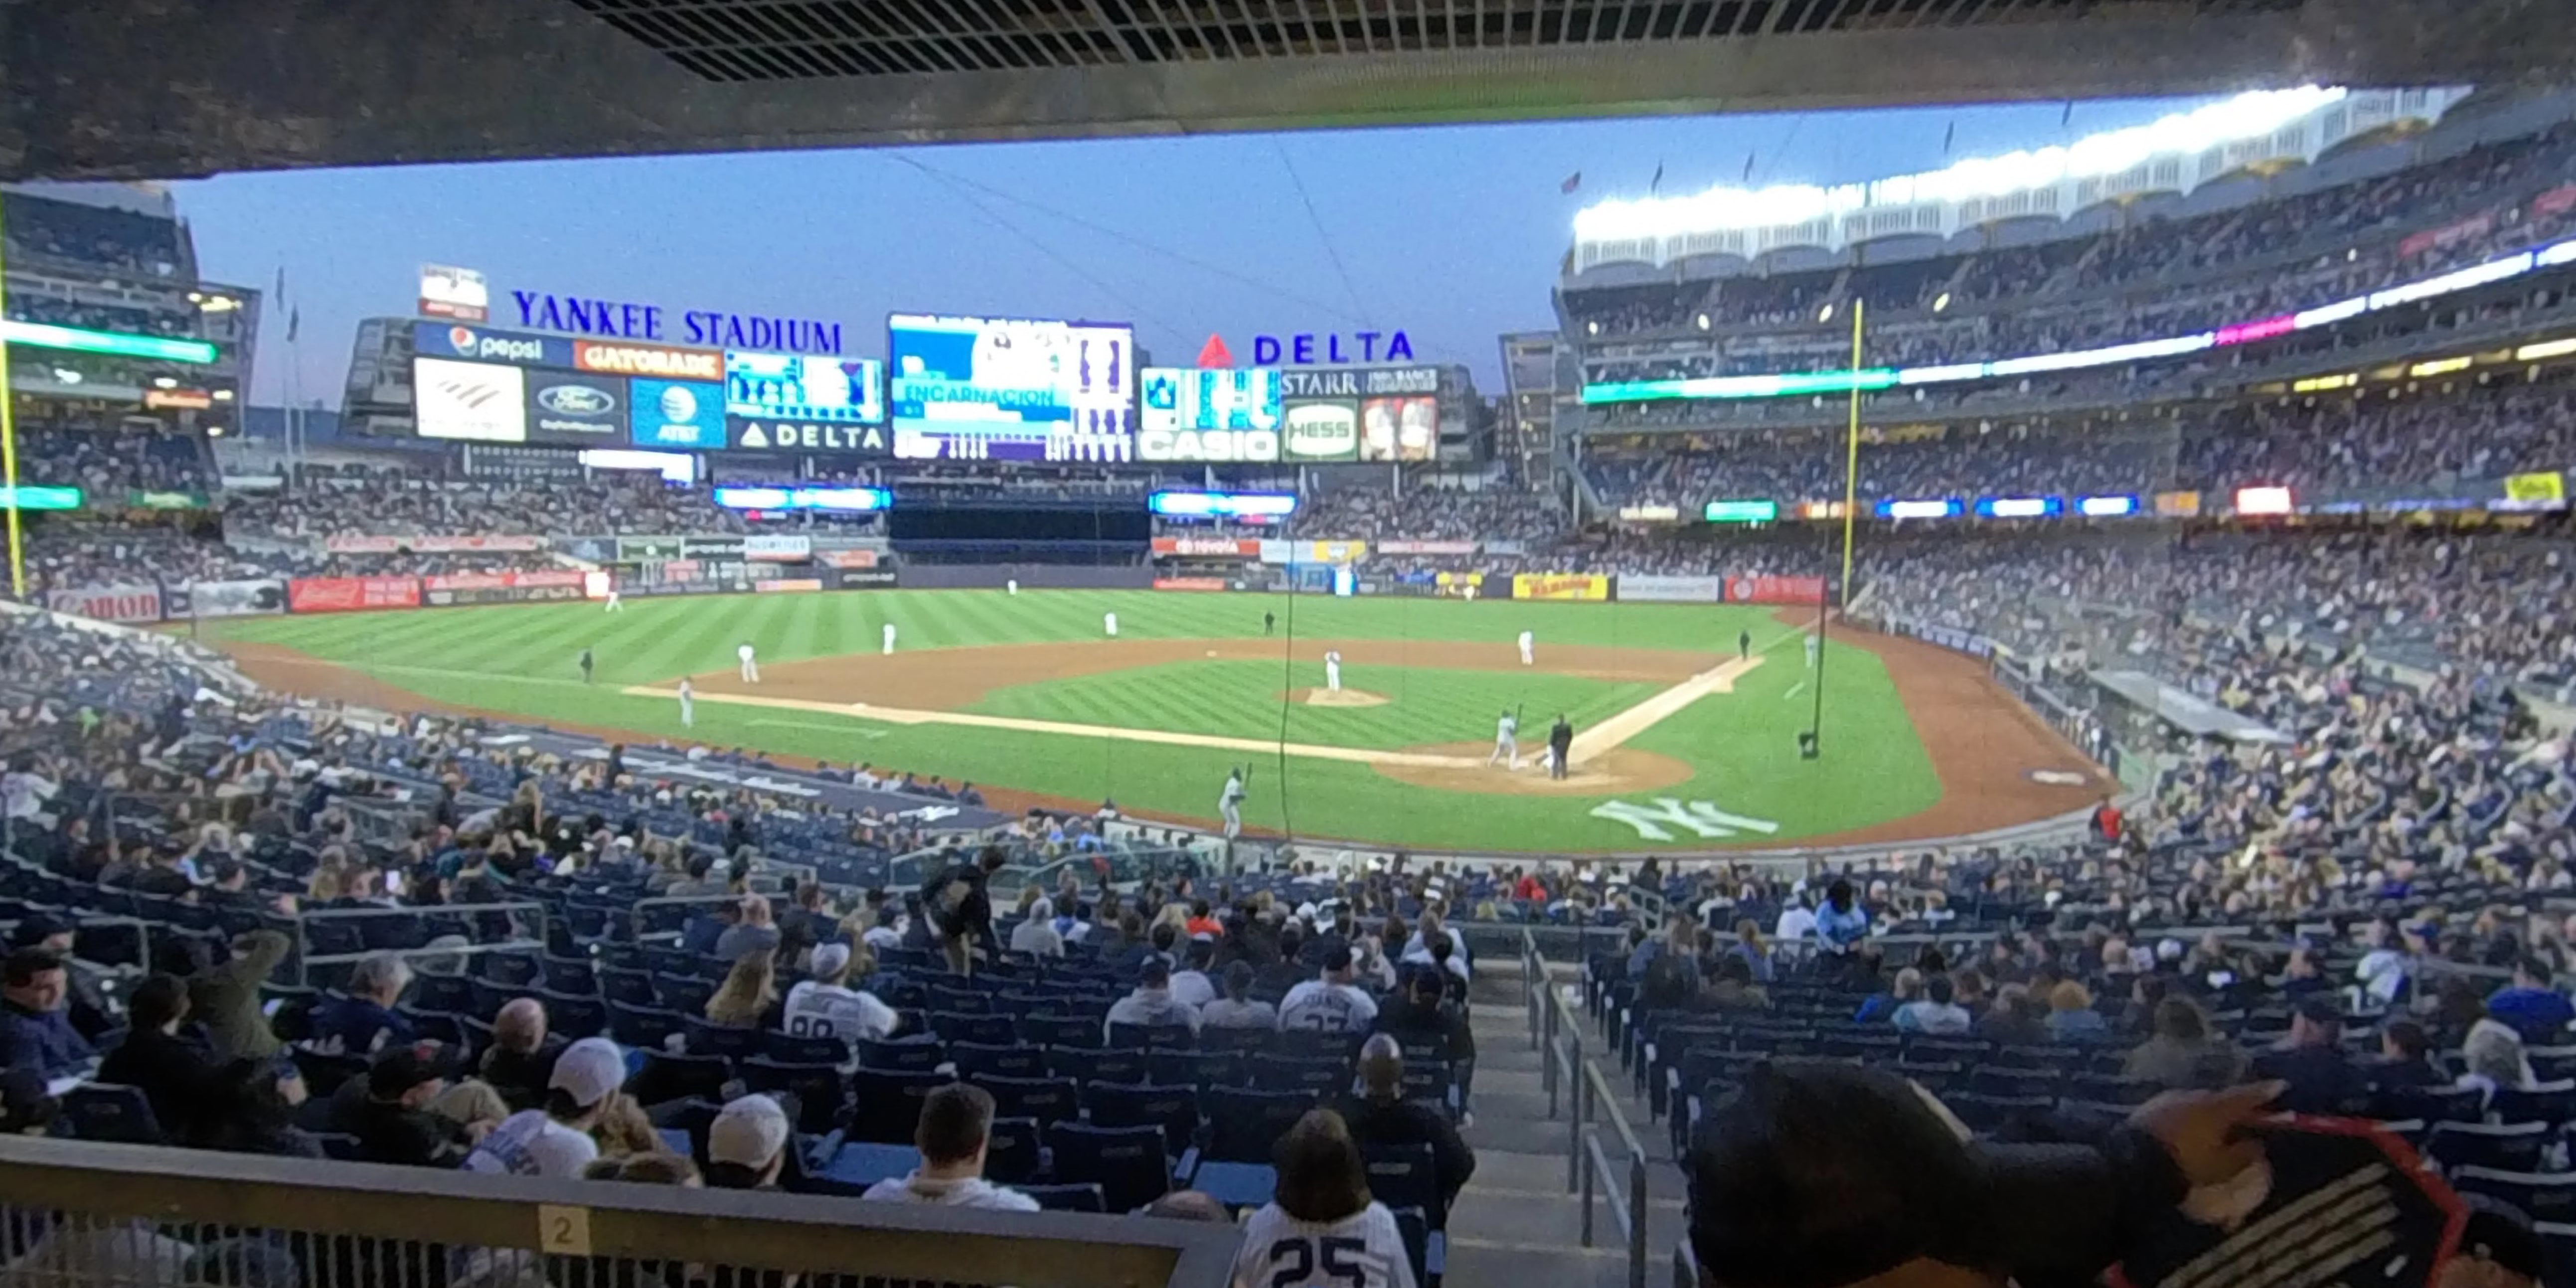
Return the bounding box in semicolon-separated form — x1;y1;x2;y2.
1105;958;1201;1037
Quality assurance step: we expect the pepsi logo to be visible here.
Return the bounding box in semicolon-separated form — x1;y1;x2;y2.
448;326;477;353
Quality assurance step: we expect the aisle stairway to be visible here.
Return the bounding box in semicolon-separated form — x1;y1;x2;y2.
1439;953;1687;1288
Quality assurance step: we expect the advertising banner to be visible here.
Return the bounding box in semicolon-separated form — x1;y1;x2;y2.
833;570;899;589
324;535;546;555
754;578;824;594
1150;535;1262;558
680;536;746;560
1513;573;1610;602
1482;540;1528;557
1723;574;1827;605
1280;400;1361;462
413;357;530;443
1617;574;1724;603
815;549;881;569
523;370;628;444
419;264;489;322
725;351;884;424
1258;539;1294;566
126;490;210;510
1433;571;1487;600
629;378;727;450
47;585;163;624
743;534;813;562
2535;184;2576;221
288;576;422;613
1376;540;1478;556
1617;504;1682;522
728;419;891;455
617;536;688;562
574;339;723;383
1358;396;1438;462
2398;210;2497;259
1152;577;1231;592
2152;490;2203;517
411;321;574;369
1300;541;1367;565
2504;470;2568;505
185;579;288;618
421;570;586;607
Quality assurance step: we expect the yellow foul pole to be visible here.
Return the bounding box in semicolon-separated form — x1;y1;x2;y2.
1838;300;1864;601
0;190;22;600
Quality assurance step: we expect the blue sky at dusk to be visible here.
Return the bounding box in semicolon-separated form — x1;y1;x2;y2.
171;96;2219;406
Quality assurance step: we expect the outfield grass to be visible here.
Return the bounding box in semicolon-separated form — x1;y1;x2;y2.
202;589;1944;852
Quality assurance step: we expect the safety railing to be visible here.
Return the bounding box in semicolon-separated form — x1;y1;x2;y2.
1525;928;1650;1288
293;899;549;986
0;1135;1241;1288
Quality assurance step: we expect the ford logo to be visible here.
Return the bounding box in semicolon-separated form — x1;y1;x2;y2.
538;385;616;416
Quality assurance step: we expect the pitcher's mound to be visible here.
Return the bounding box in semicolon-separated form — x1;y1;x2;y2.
1375;742;1695;796
1284;687;1388;708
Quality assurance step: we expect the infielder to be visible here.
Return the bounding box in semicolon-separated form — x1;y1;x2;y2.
1006;579;1019;596
882;622;898;655
603;586;623;613
1324;649;1343;693
1518;630;1535;666
1489;708;1520;769
1219;768;1245;840
1104;612;1119;638
737;643;759;683
1805;633;1820;668
677;677;695;728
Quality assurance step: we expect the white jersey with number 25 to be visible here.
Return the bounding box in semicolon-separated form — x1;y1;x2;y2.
1233;1202;1416;1288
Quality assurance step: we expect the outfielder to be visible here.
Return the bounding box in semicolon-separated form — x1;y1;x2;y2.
1104;611;1119;638
1324;649;1343;693
882;622;898;655
1805;633;1820;668
677;677;695;728
1219;768;1246;839
603;586;623;612
737;643;759;683
1518;630;1535;666
1489;708;1520;769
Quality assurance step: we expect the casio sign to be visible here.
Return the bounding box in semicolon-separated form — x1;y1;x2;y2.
446;326;546;364
536;384;616;416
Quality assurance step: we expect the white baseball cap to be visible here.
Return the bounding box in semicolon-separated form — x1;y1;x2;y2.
810;943;852;977
708;1094;791;1168
548;1037;626;1108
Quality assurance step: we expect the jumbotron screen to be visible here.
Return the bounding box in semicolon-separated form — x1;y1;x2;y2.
724;351;884;424
886;314;1132;462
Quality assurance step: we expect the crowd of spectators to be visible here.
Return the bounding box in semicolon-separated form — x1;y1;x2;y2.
223;477;753;541
0;192;187;279
18;423;216;496
1289;485;1568;548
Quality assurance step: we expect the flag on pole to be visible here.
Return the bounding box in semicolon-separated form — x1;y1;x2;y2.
1943;122;1956;154
2062;100;2075;129
272;267;286;309
1650;161;1664;193
1561;171;1582;194
1742;153;1755;182
287;307;299;343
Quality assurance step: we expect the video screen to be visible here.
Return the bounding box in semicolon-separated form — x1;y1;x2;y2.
887;313;1132;462
725;350;884;424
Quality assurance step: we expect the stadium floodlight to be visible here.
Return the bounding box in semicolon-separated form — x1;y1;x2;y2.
2076;495;2139;517
1573;87;2348;243
2515;338;2576;362
0;320;218;364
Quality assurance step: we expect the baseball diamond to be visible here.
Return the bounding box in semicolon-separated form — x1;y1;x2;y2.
200;587;2109;853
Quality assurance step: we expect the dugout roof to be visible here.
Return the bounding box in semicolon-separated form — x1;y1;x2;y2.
2;0;2573;179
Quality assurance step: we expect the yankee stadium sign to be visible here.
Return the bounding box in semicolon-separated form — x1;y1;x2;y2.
508;290;846;356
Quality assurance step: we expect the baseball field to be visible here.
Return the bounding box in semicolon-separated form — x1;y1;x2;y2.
198;589;2108;853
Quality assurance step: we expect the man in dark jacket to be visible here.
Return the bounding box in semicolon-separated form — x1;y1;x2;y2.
479;998;563;1113
0;948;95;1077
191;929;291;1063
348;1048;473;1167
1374;968;1479;1125
96;973;220;1142
2250;996;2374;1118
1340;1034;1475;1211
922;846;1008;975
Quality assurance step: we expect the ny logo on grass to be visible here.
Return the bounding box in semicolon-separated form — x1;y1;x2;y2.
1589;798;1782;841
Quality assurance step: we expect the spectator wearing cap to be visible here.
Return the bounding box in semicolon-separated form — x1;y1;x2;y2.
705;1094;792;1190
859;1083;1040;1210
780;942;898;1049
1201;962;1278;1031
308;952;416;1055
0;947;95;1078
190;930;290;1064
1686;1060;2284;1288
463;1036;625;1178
2481;957;2575;1043
715;895;781;964
1278;945;1380;1034
348;1048;473;1168
1340;1034;1475;1207
95;973;220;1142
479;997;563;1114
2251;996;2374;1117
1106;958;1202;1037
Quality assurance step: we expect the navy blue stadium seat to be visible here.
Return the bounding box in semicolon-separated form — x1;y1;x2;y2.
632;1050;731;1107
740;1058;847;1133
2491;1080;2576;1127
1051;1045;1149;1086
760;1031;850;1067
1023;1014;1102;1049
2428;1121;2551;1174
931;1012;1015;1047
606;1002;685;1053
971;1074;1081;1127
2372;1085;2485;1126
982;1116;1043;1185
857;1034;945;1073
1110;1023;1197;1051
1046;1122;1170;1214
64;1084;162;1144
682;1018;762;1062
950;1041;1046;1081
848;1069;950;1144
1258;1056;1351;1097
408;974;476;1014
1150;1050;1240;1089
1084;1081;1201;1161
2453;1168;2576;1226
1020;1183;1107;1213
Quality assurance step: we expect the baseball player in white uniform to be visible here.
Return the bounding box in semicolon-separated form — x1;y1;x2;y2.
603;587;622;613
1219;769;1245;840
1104;611;1119;638
1324;650;1343;693
1805;633;1820;668
1489;709;1519;769
737;643;759;683
1518;630;1534;665
882;622;898;655
677;677;695;728
1006;579;1019;596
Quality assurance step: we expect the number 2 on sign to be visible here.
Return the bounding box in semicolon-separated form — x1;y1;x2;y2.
538;1205;592;1256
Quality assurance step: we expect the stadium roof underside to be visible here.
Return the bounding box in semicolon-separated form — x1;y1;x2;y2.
5;0;2576;179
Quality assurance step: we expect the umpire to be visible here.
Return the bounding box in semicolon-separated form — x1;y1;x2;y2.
1548;714;1573;780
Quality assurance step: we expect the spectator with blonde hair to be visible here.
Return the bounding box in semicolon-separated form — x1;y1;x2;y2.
2046;980;2108;1043
705;951;778;1029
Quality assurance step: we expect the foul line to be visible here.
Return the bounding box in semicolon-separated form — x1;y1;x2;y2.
1565;655;1762;762
1783;680;1806;701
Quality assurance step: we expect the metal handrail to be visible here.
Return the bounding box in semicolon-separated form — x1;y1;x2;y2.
292;898;548;985
1524;928;1650;1288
